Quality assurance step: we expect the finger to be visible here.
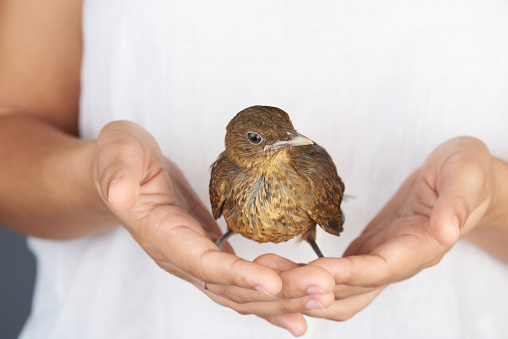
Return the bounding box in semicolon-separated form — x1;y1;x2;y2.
163;221;283;295
96;122;156;212
427;137;494;246
305;288;383;321
97;145;143;212
429;195;461;247
205;283;334;314
160;259;289;311
312;256;389;288
203;283;279;303
204;254;335;304
254;253;302;271
312;233;439;287
333;284;377;299
163;159;234;253
165;159;218;230
342;233;368;257
106;172;140;212
205;267;335;306
262;313;308;337
277;265;335;298
255;253;335;298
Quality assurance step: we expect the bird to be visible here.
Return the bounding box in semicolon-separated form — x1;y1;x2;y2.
209;105;344;257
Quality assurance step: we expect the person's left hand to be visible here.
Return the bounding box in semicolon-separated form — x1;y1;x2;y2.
262;136;496;328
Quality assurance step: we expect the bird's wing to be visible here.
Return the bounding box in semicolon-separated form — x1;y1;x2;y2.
292;144;345;236
209;153;228;220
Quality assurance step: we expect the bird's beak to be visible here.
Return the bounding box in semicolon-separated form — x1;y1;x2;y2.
264;131;314;152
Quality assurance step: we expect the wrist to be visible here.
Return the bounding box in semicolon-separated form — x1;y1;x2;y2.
0;114;119;238
75;138;115;216
41;135;119;237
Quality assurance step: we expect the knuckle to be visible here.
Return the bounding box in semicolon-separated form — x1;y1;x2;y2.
370;254;391;287
459;136;488;152
424;253;445;268
222;287;247;304
452;194;472;220
373;274;390;288
192;248;216;283
324;303;357;322
230;302;249;316
193;270;208;284
228;258;249;286
277;301;294;314
277;287;291;299
333;311;355;322
460;162;487;184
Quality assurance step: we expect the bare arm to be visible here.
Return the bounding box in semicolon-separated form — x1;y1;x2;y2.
0;0;117;238
0;0;82;133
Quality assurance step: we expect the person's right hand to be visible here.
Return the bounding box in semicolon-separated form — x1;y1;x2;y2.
93;120;335;336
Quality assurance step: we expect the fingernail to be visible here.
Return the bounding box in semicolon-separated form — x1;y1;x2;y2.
306;299;325;310
306;286;326;295
254;286;273;296
452;216;461;241
107;177;120;203
453;216;460;229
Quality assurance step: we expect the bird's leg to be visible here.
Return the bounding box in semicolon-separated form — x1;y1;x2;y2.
306;236;324;258
215;228;234;252
302;226;325;258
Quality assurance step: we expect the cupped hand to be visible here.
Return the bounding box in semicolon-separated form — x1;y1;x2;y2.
299;136;495;322
92;121;335;336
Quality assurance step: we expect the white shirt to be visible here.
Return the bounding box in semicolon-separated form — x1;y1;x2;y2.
21;1;508;338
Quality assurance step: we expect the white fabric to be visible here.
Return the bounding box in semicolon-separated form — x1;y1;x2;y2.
21;0;508;338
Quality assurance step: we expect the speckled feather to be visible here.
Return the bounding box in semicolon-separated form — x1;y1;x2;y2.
209;106;344;247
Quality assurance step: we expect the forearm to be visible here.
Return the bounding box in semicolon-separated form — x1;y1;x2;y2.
0;113;116;239
465;156;508;262
0;0;96;238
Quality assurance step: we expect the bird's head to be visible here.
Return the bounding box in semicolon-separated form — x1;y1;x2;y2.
224;106;314;168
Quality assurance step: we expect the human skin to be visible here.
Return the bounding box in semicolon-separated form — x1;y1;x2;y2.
0;1;335;336
1;0;507;337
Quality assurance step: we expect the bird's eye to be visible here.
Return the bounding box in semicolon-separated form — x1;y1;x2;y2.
247;132;262;144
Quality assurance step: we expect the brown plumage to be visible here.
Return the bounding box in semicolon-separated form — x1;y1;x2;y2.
209;105;344;257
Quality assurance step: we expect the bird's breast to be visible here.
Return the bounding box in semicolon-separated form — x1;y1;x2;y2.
223;164;313;243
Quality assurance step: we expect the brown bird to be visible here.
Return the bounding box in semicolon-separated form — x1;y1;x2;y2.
209;105;344;257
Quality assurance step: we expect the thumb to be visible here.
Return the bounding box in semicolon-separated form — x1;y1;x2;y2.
97;148;141;213
105;170;140;213
429;192;462;247
427;137;493;247
95;121;153;213
430;163;491;247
